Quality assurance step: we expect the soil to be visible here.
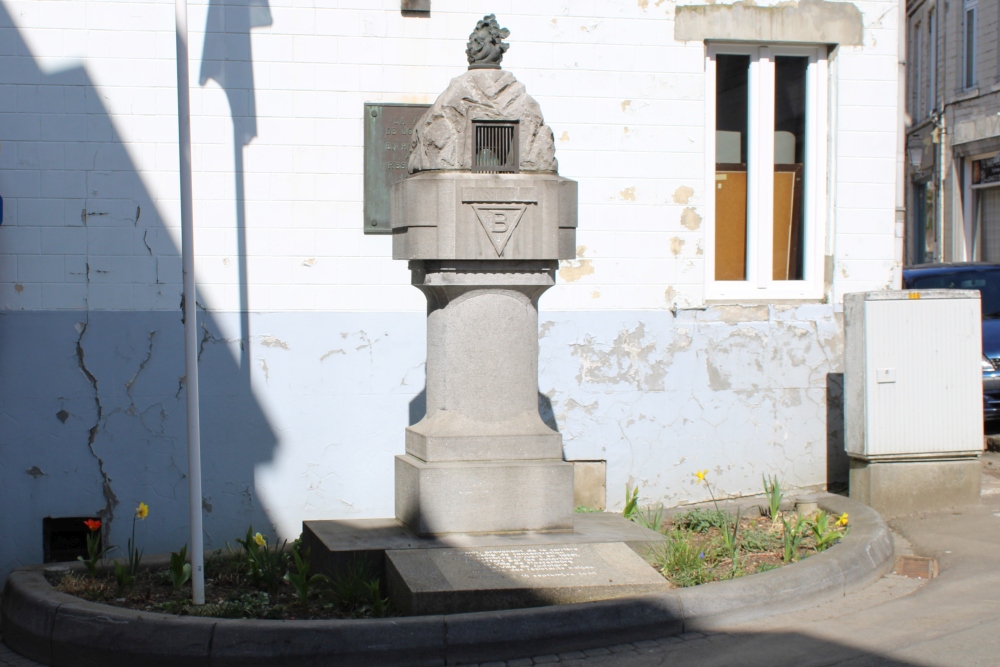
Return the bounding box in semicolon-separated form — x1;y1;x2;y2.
52;551;391;621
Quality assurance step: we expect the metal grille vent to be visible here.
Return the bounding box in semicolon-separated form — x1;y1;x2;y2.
472;120;519;173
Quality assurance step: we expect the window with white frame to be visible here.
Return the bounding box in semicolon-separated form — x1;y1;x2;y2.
964;0;977;90
705;44;828;300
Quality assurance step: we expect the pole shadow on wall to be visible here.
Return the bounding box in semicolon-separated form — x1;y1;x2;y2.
199;0;272;373
0;1;277;575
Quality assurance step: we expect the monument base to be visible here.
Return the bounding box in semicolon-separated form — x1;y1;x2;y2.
849;456;981;516
394;454;575;535
386;541;669;615
301;513;664;593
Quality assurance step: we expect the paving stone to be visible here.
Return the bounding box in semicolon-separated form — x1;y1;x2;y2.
557;651;586;660
678;631;706;640
582;647;611;656
506;659;534;667
608;643;637;653
632;640;660;649
532;655;560;664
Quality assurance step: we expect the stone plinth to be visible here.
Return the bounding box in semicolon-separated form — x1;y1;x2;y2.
394;260;574;535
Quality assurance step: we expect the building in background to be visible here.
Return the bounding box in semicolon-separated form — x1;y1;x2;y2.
0;0;903;578
905;0;1000;264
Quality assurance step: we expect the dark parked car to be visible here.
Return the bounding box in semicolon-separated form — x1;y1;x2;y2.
902;262;1000;421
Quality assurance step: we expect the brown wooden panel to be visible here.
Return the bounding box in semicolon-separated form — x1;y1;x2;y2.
715;170;747;281
772;164;803;280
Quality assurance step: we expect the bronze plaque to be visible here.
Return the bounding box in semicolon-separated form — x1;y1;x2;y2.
363;103;430;234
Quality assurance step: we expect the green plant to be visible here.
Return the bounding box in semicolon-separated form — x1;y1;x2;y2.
720;506;742;572
740;525;782;552
112;561;134;593
672;507;732;533
635;504;665;533
77;519;113;578
808;511;848;552
574;505;602;513
365;579;390;618
781;514;808;563
112;502;148;592
235;527;288;596
623;483;640;520
169;545;192;591
649;530;712;587
327;558;390;617
284;544;327;603
761;474;784;520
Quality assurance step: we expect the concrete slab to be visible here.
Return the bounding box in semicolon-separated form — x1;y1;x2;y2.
385;542;670;615
302;512;663;581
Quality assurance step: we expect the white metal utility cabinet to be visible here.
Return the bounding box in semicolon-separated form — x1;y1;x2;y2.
844;290;982;515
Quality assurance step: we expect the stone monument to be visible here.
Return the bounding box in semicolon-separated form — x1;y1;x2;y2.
302;16;667;614
392;13;576;536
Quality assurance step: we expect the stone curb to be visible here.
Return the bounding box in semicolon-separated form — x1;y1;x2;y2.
1;494;892;666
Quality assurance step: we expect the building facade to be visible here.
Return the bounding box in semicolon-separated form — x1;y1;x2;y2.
905;0;1000;264
0;0;903;578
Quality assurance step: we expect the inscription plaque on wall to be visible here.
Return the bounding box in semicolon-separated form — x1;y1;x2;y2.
363;103;430;234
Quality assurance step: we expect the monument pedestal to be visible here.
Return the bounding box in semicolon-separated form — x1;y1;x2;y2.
394;260;575;536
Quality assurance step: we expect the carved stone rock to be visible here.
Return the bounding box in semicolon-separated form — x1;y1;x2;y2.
407;69;558;174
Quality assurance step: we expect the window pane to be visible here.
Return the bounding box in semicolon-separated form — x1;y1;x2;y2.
773;56;807;281
965;8;976;88
715;54;750;281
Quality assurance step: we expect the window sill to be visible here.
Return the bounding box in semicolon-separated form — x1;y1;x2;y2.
950;88;980;104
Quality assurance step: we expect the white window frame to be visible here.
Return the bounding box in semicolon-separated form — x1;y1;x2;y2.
704;43;828;301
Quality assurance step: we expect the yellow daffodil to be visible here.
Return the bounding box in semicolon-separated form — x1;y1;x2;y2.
254;532;266;547
136;502;149;520
695;469;708;483
837;512;849;527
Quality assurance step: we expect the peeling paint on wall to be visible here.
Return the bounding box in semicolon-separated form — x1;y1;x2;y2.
261;335;290;350
680;207;702;230
559;246;596;283
569;322;692;391
670;237;685;256
672;185;694;204
619;186;636;201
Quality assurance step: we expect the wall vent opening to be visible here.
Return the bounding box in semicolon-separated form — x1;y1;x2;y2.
472;119;519;173
43;516;99;563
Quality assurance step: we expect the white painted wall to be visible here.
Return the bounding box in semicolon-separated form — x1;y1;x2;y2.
0;0;901;572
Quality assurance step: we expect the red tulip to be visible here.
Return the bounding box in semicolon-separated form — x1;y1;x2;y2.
83;519;101;532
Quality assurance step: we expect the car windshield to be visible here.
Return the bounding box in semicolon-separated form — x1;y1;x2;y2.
907;269;1000;318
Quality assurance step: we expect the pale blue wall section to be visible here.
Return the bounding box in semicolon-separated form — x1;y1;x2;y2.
0;305;845;580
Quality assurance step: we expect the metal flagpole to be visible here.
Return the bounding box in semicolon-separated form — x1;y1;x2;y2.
175;0;205;605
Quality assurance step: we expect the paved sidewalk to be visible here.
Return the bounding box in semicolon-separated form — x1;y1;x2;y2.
5;455;999;667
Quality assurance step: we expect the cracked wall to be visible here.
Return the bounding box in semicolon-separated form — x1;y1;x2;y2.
540;305;846;511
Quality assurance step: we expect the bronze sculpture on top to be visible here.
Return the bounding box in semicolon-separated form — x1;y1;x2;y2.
391;16;576;535
466;13;509;69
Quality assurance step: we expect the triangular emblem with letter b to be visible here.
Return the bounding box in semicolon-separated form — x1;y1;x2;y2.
472;205;527;256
